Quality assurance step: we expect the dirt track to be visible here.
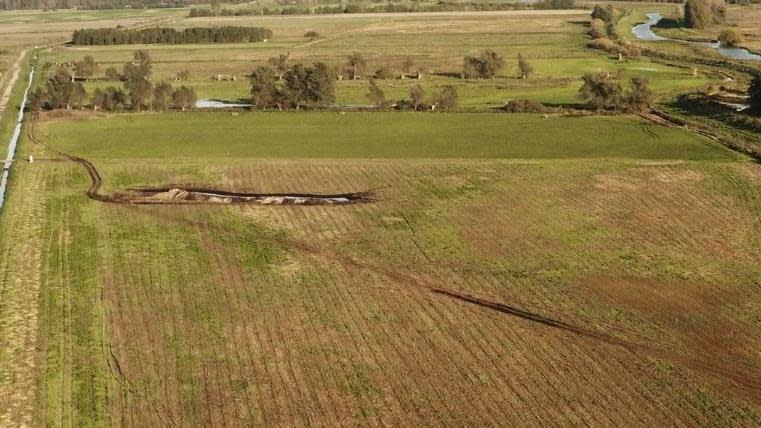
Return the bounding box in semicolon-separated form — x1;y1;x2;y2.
274;232;761;401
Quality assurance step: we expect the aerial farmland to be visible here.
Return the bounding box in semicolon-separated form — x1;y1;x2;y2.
1;0;761;426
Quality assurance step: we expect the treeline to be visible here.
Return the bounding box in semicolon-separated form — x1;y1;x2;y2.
189;0;575;17
71;26;272;45
30;51;197;112
0;0;201;10
363;80;459;111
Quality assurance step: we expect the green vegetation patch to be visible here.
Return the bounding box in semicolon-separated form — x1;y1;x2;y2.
42;112;733;161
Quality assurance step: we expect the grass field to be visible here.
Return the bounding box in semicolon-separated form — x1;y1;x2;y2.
2;110;759;425
42;9;716;108
40;112;729;161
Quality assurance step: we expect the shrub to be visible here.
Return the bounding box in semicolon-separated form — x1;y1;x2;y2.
588;18;607;39
718;28;744;46
374;65;394;79
503;99;549;113
463;49;504;79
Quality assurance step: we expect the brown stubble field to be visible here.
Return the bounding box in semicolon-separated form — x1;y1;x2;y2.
24;154;761;426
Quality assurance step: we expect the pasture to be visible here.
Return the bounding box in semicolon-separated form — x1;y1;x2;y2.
3;110;758;425
45;10;715;107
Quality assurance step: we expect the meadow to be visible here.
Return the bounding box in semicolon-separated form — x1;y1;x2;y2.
45;10;715;108
41;112;727;161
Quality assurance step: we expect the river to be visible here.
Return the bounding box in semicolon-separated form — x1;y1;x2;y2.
0;59;35;212
632;12;761;62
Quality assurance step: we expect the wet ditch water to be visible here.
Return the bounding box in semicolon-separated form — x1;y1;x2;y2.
0;60;35;213
632;12;761;62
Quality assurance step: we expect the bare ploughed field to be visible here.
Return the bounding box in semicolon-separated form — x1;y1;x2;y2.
16;150;761;425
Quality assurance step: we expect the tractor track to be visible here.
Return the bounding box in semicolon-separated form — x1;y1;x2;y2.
129;203;761;401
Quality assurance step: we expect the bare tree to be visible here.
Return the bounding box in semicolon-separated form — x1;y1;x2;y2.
517;53;534;79
365;79;387;108
345;52;366;80
409;83;425;110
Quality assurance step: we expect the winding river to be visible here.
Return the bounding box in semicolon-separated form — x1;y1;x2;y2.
0;60;35;212
632;12;761;62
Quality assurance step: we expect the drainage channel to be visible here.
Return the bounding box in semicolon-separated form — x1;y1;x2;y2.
0;55;35;213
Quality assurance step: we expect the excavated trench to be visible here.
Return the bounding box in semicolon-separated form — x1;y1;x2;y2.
30;126;377;206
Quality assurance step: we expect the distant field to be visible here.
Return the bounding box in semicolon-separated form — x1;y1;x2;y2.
44;10;715;107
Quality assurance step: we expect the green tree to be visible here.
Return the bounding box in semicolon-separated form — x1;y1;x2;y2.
152;81;173;111
123;50;153;110
125;78;152;111
578;72;622;110
303;62;335;107
45;68;87;110
250;65;280;109
28;87;47;112
591;4;616;23
409;83;425;110
684;0;713;29
124;50;152;81
104;66;121;82
91;87;106;111
625;77;654;112
102;86;127;111
74;55;98;79
267;53;290;81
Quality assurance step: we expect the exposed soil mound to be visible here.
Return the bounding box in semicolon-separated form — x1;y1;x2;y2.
120;186;374;205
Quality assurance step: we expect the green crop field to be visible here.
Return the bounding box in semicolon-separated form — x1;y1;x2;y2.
41;112;730;161
2;3;761;426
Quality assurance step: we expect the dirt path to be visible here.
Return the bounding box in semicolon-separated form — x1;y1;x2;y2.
275;234;761;401
0;50;27;118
